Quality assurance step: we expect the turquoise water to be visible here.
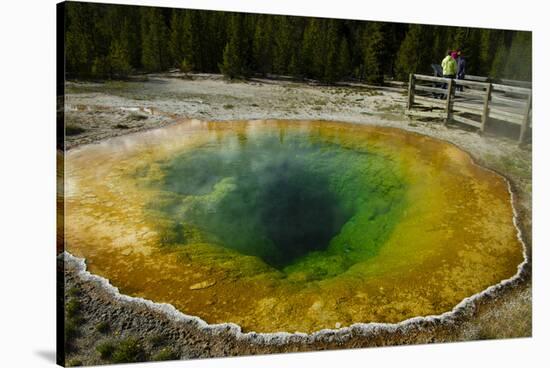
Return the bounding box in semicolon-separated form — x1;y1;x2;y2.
144;129;408;278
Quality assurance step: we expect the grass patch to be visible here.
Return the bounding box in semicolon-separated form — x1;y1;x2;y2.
65;318;81;353
496;155;531;180
95;321;110;334
149;334;168;347
311;106;322;111
223;104;235;109
476;329;499;340
152;348;178;361
67;287;81;297
66;359;83;367
65;319;80;341
96;340;116;360
111;338;146;363
65;295;84;352
66;298;81;318
66;125;86;136
97;338;147;363
483;153;532;194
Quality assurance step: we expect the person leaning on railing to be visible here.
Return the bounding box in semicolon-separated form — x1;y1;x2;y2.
456;50;466;92
440;50;458;98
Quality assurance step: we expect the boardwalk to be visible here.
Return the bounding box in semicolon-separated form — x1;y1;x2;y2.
405;74;532;144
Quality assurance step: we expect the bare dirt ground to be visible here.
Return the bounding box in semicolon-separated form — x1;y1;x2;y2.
61;73;532;366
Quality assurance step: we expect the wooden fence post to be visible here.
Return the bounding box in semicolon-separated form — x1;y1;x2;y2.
407;74;415;110
519;92;532;145
444;78;454;125
480;83;492;133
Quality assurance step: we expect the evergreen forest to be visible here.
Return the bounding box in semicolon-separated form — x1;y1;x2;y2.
64;2;532;83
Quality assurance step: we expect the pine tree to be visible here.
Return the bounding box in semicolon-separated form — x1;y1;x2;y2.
302;19;322;79
337;37;351;80
452;27;468;50
91;56;109;78
504;31;532;81
169;10;185;65
124;7;142;70
363;23;386;84
180;58;193;77
65;2;96;76
479;29;498;76
219;15;246;78
108;40;129;77
394;25;433;81
461;28;480;75
201;11;229;72
489;34;509;79
383;23;408;77
322;20;341;84
241;14;256;74
288;53;300;78
188;11;206;70
253;15;274;75
141;7;169;72
220;35;242;79
169;10;199;70
432;26;449;65
347;21;366;80
273;16;296;75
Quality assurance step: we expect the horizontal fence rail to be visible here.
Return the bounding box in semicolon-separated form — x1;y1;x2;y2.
464;75;532;89
406;73;532;144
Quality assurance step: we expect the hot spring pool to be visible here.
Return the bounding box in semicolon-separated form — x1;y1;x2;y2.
65;120;524;333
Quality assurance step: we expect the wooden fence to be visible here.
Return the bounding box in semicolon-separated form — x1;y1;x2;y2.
406;73;532;144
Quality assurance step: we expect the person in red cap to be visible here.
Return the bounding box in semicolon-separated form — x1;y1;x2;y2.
440;50;458;98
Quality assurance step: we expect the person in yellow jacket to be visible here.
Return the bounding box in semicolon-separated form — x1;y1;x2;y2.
441;50;458;78
439;50;458;98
